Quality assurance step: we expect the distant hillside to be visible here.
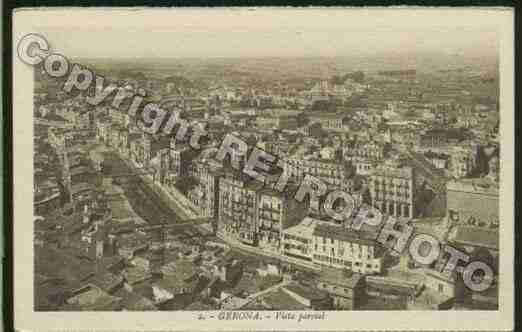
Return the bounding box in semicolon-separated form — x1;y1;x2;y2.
330;71;365;85
163;75;195;88
116;70;148;82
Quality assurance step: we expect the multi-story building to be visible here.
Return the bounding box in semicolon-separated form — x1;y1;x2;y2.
312;223;384;274
149;138;171;185
167;137;198;184
109;124;122;148
187;148;223;219
142;133;152;166
116;127;129;157
108;107;129;127
420;128;468;150
129;134;145;167
424;151;450;170
281;216;323;261
308;113;345;132
369;159;415;219
343;139;384;176
343;139;384;161
284;152;352;192
48;127;67;152
308;80;330;100
255;109;300;130
317;268;366;310
217;168;307;249
449;145;477;179
446;177;499;228
487;156;499;183
95;119;111;146
256;187;308;252
218;171;263;246
128;133;153;168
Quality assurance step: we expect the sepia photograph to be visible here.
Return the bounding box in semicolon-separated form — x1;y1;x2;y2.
12;7;514;331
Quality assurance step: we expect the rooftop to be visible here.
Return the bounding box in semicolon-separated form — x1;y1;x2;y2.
447;178;499;196
283;217;319;239
154;272;200;295
318;267;364;289
123;266;153;285
64;284;122;310
90;271;124;293
313;223;375;246
113;288;157;311
449;226;499;250
261;288;308;310
258;109;301;118
283;283;329;301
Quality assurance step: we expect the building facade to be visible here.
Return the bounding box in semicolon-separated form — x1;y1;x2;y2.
446;178;499;228
312;223;383;274
369;159;415;219
218;172;262;246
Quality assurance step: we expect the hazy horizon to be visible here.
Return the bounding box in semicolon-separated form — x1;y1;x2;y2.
21;8;503;59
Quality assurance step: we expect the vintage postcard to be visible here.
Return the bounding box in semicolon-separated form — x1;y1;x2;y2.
12;7;514;331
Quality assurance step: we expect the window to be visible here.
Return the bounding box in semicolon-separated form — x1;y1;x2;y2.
438;284;444;293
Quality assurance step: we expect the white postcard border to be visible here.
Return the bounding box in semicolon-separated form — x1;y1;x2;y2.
12;7;515;332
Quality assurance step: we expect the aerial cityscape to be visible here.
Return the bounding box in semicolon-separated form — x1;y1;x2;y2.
33;52;499;312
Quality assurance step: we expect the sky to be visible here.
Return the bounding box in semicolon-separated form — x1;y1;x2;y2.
15;8;508;59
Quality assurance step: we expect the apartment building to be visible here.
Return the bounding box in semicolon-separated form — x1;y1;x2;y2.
218;171;263;246
317;268;366;310
446;177;499;228
284;153;352;192
369;159;416;219
281;216;322;261
217;168;307;249
308;113;345;132
256;187;308;252
312;223;384;274
187;148;224;219
343;139;385;176
449;145;477;179
255;109;300;130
